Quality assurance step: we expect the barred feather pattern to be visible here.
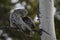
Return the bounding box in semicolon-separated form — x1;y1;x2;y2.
10;9;34;32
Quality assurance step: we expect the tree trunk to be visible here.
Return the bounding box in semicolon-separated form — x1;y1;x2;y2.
39;0;57;40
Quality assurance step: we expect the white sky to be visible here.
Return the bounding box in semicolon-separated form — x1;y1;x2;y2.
11;0;18;3
6;37;12;40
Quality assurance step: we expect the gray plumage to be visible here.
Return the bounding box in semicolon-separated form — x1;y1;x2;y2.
10;9;34;32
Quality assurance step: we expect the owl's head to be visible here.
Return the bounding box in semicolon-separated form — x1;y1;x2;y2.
14;9;28;17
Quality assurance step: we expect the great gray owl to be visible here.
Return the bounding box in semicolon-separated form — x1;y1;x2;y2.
10;9;35;32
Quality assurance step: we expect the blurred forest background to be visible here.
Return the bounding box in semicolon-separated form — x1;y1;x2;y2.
0;0;60;40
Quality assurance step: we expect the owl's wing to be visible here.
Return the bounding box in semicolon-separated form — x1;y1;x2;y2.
22;16;35;29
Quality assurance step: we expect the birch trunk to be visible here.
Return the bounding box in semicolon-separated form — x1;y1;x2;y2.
39;0;56;40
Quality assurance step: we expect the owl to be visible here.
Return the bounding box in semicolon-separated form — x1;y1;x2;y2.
10;9;35;32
